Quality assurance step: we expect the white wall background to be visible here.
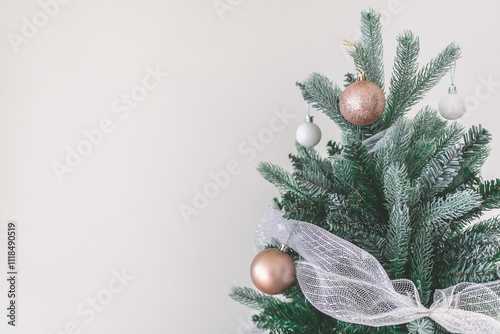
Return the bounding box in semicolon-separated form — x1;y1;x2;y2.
1;0;500;333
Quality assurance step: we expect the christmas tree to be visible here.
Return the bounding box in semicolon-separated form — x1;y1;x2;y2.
231;9;500;334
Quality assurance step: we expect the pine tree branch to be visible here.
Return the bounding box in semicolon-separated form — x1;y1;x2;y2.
374;118;414;175
404;139;436;181
410;226;434;306
462;125;491;161
327;140;343;157
383;164;412;278
229;287;276;310
258;162;309;198
343;142;384;220
279;191;328;223
349;9;385;91
251;291;326;334
416;190;482;230
296;74;354;134
295;143;338;186
410;106;464;155
411;106;446;145
437;217;500;280
296;74;377;139
436;257;499;287
384;42;461;127
434;121;465;154
327;218;387;265
418;145;463;201
383;30;420;127
408;43;461;112
478;178;500;211
447;125;491;191
407;318;435;334
289;153;304;171
293;172;336;200
460;215;500;239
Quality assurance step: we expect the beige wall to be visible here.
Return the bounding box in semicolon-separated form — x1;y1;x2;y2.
1;0;500;333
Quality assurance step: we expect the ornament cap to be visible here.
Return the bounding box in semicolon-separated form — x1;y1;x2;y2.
357;72;367;81
305;114;314;123
448;84;458;94
279;243;289;253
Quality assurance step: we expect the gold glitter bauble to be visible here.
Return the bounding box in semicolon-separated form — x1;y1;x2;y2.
339;80;386;126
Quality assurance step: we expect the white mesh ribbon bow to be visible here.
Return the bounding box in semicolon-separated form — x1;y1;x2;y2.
254;208;500;334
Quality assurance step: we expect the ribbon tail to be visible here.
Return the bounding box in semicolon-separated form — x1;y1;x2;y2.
429;308;500;334
430;281;500;334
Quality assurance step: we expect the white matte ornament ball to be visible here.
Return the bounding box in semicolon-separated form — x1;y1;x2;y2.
296;122;322;148
438;93;467;120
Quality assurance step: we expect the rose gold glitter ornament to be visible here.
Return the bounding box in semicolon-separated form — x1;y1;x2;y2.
250;245;295;295
339;73;386;126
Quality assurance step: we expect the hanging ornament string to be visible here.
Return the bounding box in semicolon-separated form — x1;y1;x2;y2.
343;39;366;75
254;208;500;334
450;60;457;86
